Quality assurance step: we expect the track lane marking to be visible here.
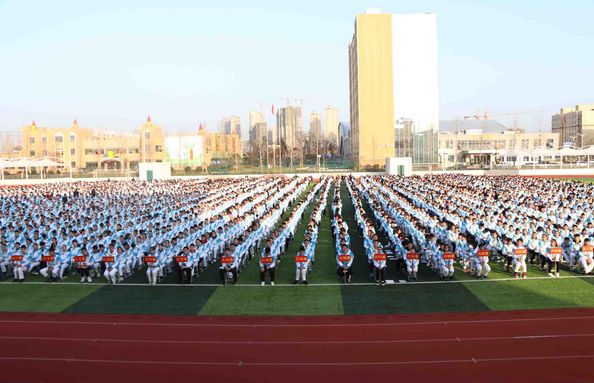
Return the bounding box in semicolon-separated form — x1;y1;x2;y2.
1;354;593;366
1;333;593;345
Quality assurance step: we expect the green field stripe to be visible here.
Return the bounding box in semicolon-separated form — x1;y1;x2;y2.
64;285;218;315
0;284;101;313
338;180;372;283
462;276;594;311
198;285;343;316
309;182;343;283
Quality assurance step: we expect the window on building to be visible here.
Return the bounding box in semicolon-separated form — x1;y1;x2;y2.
42;136;47;144
71;161;76;168
155;145;163;153
127;147;139;154
55;135;63;143
69;134;75;143
84;149;96;155
521;139;530;149
30;150;35;157
29;137;35;144
546;139;554;149
144;132;150;140
70;148;76;155
42;150;48;156
55;149;64;157
86;162;98;170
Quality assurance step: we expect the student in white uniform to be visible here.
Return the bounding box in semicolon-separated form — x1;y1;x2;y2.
513;238;528;279
259;246;276;286
372;241;387;286
578;238;594;275
404;242;419;282
294;246;309;285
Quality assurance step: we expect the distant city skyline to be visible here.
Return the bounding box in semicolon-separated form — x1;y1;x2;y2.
1;0;593;135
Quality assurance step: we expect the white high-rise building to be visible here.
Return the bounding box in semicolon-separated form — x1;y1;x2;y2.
392;13;439;164
349;10;439;166
325;106;338;146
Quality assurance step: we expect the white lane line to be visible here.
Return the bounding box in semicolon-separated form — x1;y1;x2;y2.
1;274;593;287
0;354;593;366
1;315;594;328
0;333;592;345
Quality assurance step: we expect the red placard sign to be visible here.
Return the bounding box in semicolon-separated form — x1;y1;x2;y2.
143;256;157;263
74;256;87;263
583;246;594;253
41;255;55;262
102;256;115;263
295;255;308;263
11;255;23;262
261;256;273;265
338;254;351;263
549;247;563;255
406;252;419;260
514;248;527;256
175;256;188;263
220;256;235;264
477;250;490;257
443;252;456;260
373;253;387;261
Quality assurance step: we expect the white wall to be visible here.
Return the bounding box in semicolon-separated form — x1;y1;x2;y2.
138;162;172;181
385;157;413;176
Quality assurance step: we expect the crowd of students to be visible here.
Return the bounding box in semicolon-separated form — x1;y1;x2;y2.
357;174;593;280
1;174;592;285
0;177;310;284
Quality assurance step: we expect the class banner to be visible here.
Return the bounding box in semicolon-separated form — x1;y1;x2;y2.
175;256;189;263
338;254;351;263
220;256;235;264
443;252;456;260
74;256;87;263
406;252;420;260
41;255;55;262
373;253;387;261
261;256;273;265
143;256;157;263
102;256;115;263
295;255;308;263
477;250;490;257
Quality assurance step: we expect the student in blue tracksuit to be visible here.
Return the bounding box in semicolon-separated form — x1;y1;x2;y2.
219;248;237;285
336;244;354;283
259;246;276;286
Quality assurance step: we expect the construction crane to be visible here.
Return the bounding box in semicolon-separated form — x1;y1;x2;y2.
463;109;544;120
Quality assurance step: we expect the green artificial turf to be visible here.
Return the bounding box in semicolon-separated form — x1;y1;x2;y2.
2;180;594;317
0;284;101;313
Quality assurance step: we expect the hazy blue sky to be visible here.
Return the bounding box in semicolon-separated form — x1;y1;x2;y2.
1;0;593;136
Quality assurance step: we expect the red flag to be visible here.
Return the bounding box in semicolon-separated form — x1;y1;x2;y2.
271;104;275;115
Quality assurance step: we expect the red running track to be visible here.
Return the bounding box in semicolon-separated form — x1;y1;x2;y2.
1;308;594;383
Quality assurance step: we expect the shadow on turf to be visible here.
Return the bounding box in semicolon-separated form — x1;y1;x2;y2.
63;285;219;315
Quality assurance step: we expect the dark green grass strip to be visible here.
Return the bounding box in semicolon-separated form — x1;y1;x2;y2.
64;285;218;315
337;180;369;283
309;182;342;283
